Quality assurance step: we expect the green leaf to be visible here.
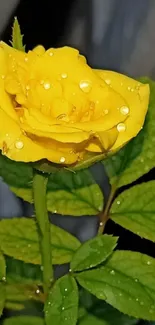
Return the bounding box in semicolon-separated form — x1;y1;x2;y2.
103;78;155;188
91;302;139;325
0;218;80;265
110;181;155;242
11;17;25;51
0;252;6;280
5;283;43;303
0;283;5;316
76;250;155;320
71;235;118;272
0;155;103;216
78;313;108;325
5;256;42;285
78;311;137;325
3;316;44;325
45;275;78;325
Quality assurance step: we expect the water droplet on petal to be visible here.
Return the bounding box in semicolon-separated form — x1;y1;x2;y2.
128;86;131;91
43;82;51;90
49;51;54;57
120;106;129;115
24;57;28;62
104;109;109;115
79;80;92;93
15;141;24;149
110;270;115;275
117;123;126;132
60;157;65;163
105;79;111;85
1;75;5;79
61;73;68;79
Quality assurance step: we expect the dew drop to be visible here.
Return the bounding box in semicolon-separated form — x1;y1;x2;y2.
26;84;30;90
136;298;139;302
135;278;138;282
2;276;6;282
36;289;40;294
119;293;122;297
48;301;51;306
43;82;51;90
99;222;103;226
15;140;24;149
62;306;65;311
110;270;115;275
60;157;65;163
79;80;92;93
64;288;68;292
147;260;151;265
61;73;68;79
131;88;134;92
49;51;54;57
105;79;111;85
120;106;129;115
117;200;121;205
1;75;5;79
104;109;109;115
128;86;131;91
24;57;28;62
40;266;44;271
117;123;126;132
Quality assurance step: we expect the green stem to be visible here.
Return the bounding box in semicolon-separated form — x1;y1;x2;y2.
33;171;53;295
98;184;117;235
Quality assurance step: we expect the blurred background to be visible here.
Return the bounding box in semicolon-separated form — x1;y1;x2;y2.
0;3;155;322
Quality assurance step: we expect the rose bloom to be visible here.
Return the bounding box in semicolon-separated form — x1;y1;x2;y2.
0;42;149;166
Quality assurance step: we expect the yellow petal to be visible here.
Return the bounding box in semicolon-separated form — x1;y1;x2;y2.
33;45;45;55
22;109;91;143
95;70;149;150
0;108;78;164
86;128;118;152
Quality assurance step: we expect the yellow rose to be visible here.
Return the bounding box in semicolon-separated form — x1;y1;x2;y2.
0;42;149;166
